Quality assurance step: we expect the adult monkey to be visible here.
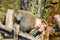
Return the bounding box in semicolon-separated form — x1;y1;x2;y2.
14;10;45;33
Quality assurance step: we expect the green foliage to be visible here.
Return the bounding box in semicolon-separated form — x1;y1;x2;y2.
13;0;20;12
27;0;40;18
0;0;20;22
0;0;59;25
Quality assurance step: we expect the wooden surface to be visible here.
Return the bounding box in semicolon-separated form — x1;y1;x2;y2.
3;38;13;40
19;32;36;40
6;9;13;32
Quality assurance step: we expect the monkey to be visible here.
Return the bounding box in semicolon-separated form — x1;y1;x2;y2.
14;10;37;33
14;10;45;33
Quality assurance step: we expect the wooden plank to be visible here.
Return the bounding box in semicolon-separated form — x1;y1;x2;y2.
6;9;13;32
13;24;20;40
0;9;13;32
18;32;36;40
3;38;13;40
0;34;3;40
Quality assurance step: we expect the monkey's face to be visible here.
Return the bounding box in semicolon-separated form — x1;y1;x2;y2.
15;13;23;21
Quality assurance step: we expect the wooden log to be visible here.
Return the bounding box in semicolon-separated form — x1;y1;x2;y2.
13;24;20;40
6;9;13;32
0;34;3;40
3;38;13;40
0;9;14;32
19;32;45;40
18;32;36;40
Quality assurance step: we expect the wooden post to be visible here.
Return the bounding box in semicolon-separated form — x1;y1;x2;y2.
13;24;20;40
6;9;13;32
0;9;13;32
0;34;3;40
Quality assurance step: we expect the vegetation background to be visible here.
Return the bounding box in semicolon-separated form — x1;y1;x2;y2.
0;0;60;25
0;0;60;40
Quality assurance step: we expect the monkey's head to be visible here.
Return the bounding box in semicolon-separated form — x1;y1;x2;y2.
15;10;23;21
